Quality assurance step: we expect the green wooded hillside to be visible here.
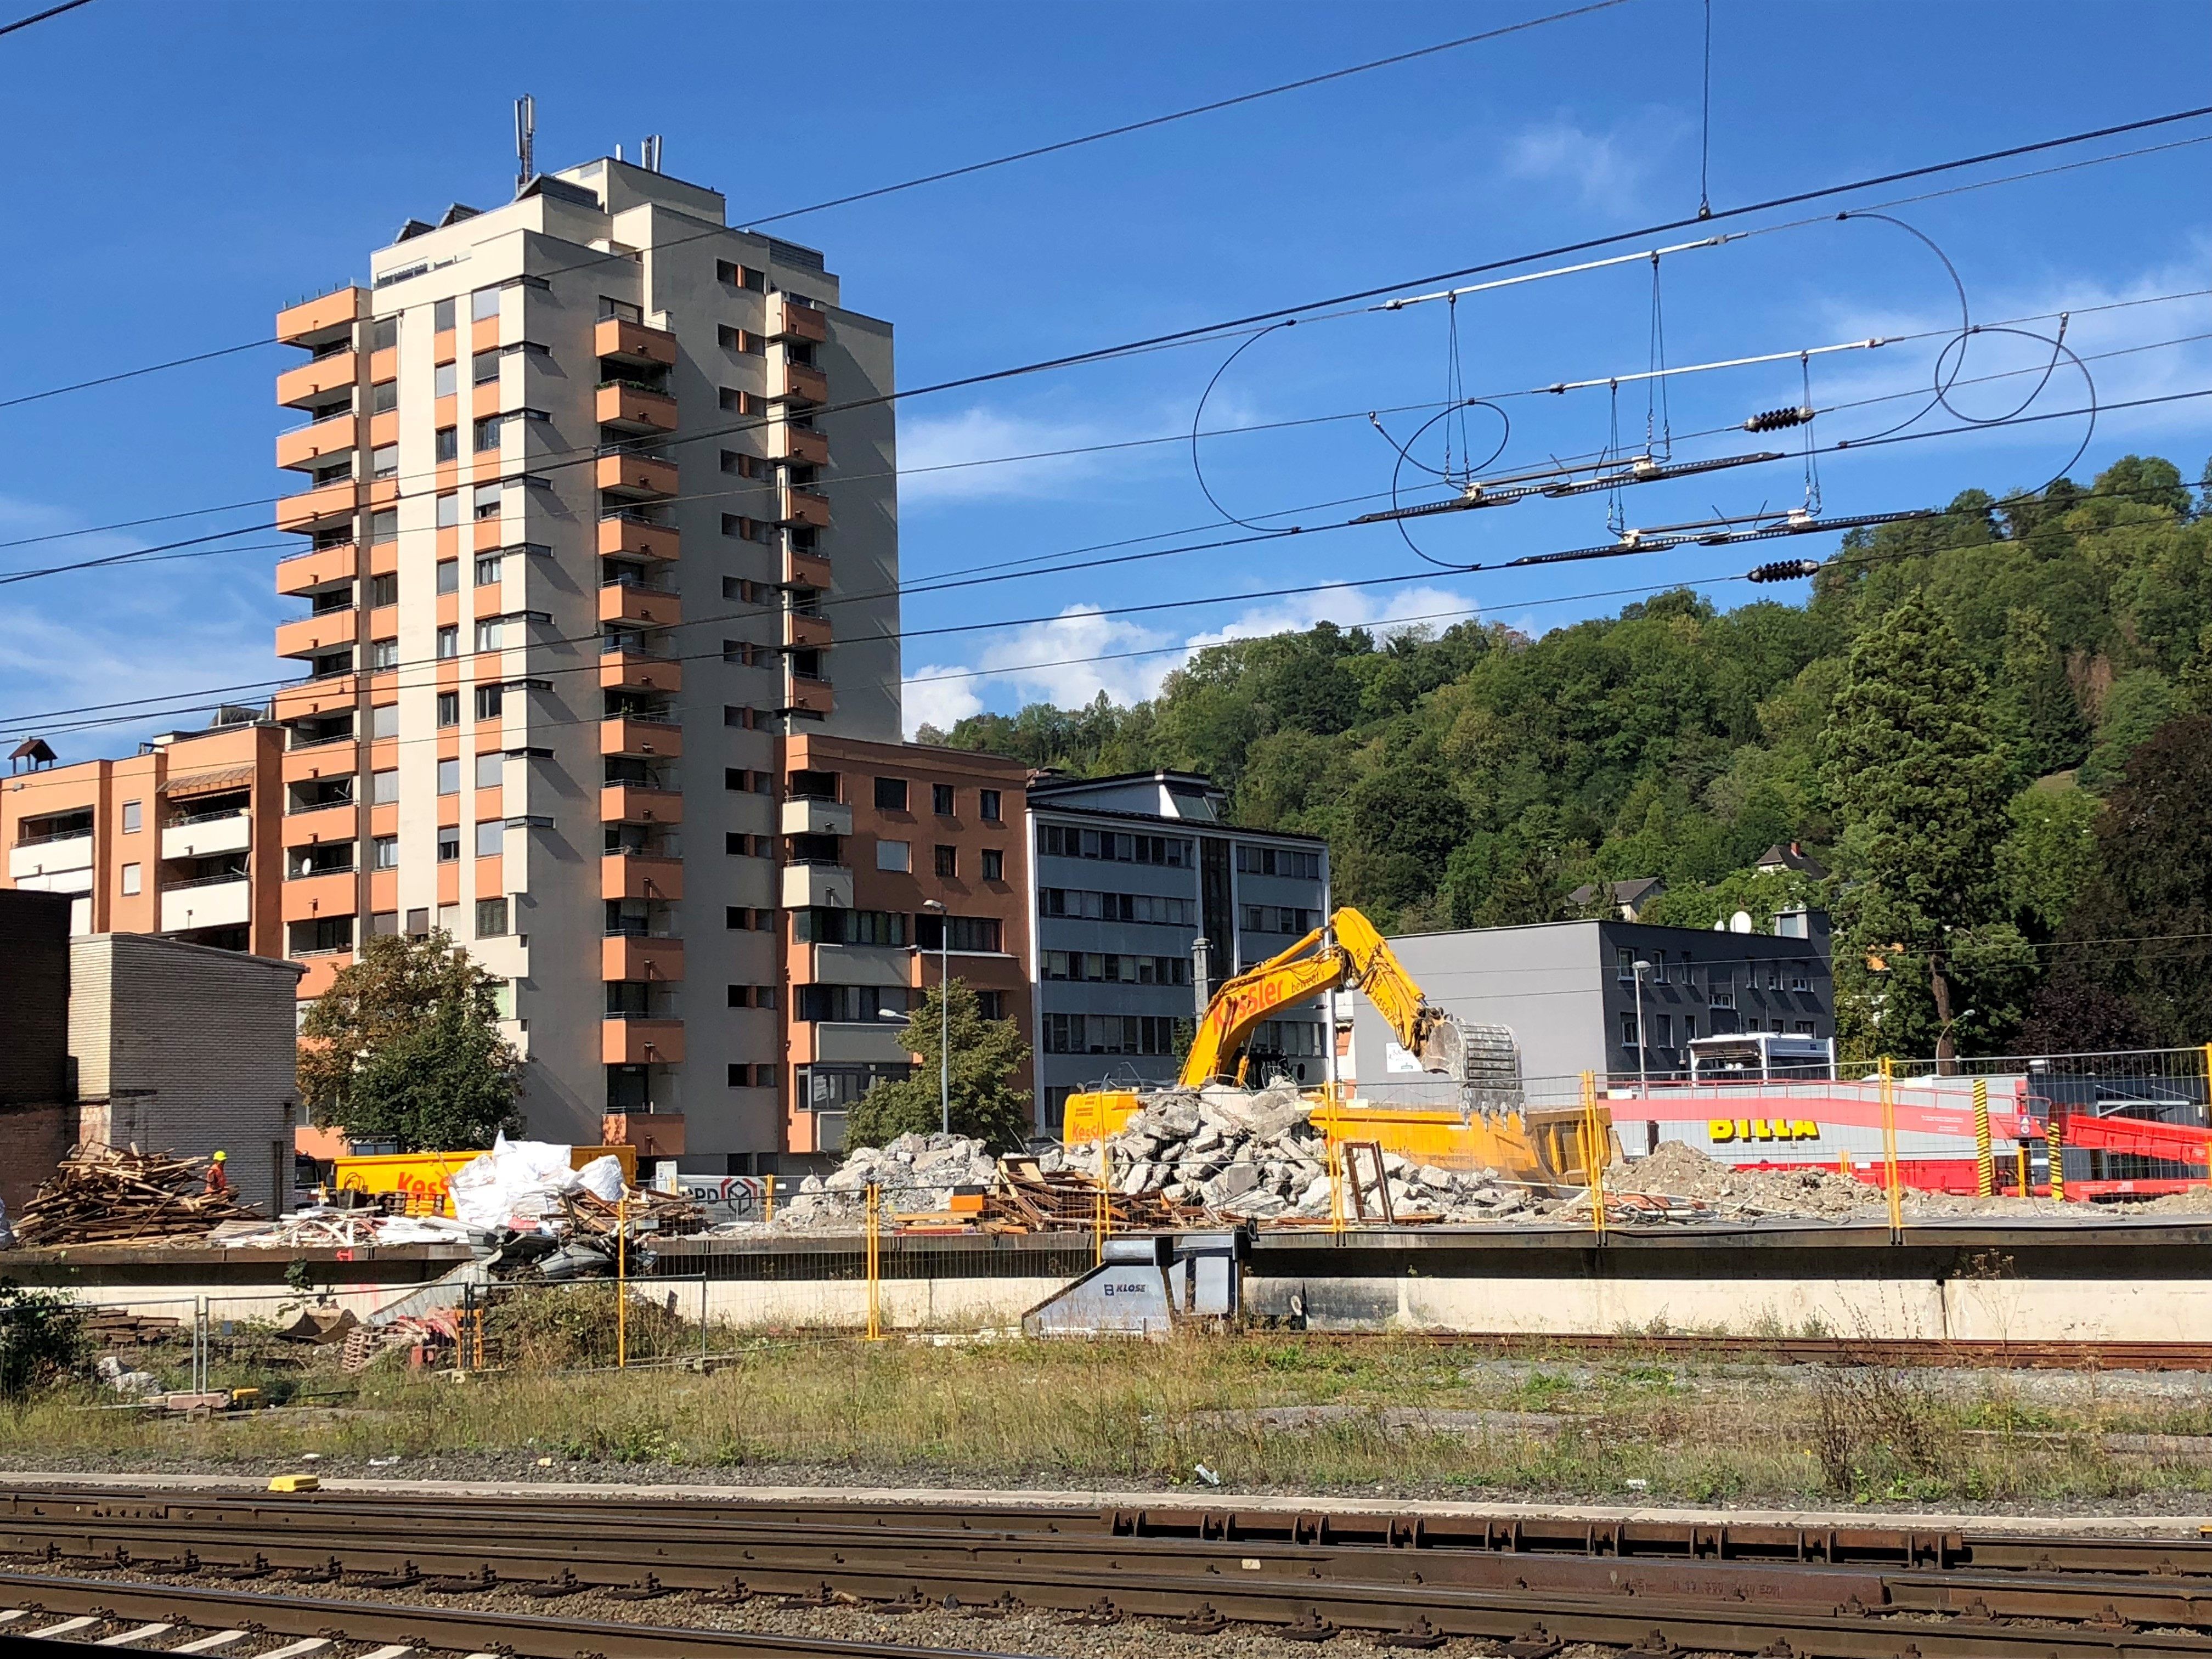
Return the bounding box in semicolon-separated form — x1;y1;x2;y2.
924;455;2212;1058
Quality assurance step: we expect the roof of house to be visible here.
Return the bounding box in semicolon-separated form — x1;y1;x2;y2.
1567;876;1666;908
1756;842;1830;879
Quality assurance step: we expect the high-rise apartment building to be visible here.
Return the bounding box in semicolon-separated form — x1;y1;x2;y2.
269;154;901;1161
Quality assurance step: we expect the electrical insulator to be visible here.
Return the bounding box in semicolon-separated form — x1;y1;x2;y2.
1747;558;1822;584
1743;405;1815;433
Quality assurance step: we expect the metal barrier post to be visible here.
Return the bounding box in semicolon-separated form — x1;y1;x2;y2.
1581;1070;1606;1243
870;1183;887;1336
1880;1057;1903;1243
2016;1141;2030;1196
2047;1113;2066;1203
1972;1077;1995;1199
616;1194;628;1369
1328;1135;1346;1236
1094;1132;1109;1265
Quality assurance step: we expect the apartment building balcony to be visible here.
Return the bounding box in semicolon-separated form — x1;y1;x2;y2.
595;450;678;500
602;1112;686;1158
274;477;358;537
274;350;358;410
785;610;832;651
766;293;828;345
277;287;365;348
603;933;685;983
160;873;251;934
781;860;853;909
783;672;834;719
599;579;680;630
160;809;252;862
600;716;682;760
594;316;678;370
8;830;93;882
273;674;359;723
280;868;357;923
276;411;357;472
778;487;831;531
601;850;683;902
783;544;832;589
282;801;356;846
603;1017;685;1065
281;736;358;782
276;542;357;597
780;797;851;837
273;612;357;662
596;512;679;561
600;783;682;825
597;643;682;695
774;362;828;405
596;381;677;433
772;424;830;467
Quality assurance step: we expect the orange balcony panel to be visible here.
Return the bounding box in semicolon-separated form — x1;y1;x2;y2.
366;476;399;510
768;294;828;345
368;345;397;383
275;351;358;410
595;452;679;498
368;540;399;577
595;316;678;369
599;581;680;629
437;863;459;906
597;517;679;561
369;804;398;839
472;317;501;354
281;869;358;924
785;611;832;651
601;853;684;902
276;413;358;472
368;410;400;449
785;676;834;718
274;612;356;661
294;953;350;1000
369;870;398;911
276;543;357;596
274;479;358;535
600;716;683;759
471;382;503;421
276;287;364;346
774;424;829;467
783;546;832;590
366;602;398;637
281;738;359;782
597;652;682;696
601;784;682;825
602;934;685;983
274;675;359;723
282;802;357;847
776;363;828;405
603;1019;685;1065
596;382;677;433
603;1112;686;1158
472;517;506;552
780;488;831;531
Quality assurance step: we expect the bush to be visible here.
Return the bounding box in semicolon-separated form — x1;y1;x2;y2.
0;1281;87;1396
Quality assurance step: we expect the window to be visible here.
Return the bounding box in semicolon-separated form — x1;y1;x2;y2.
369;315;398;352
724;705;756;729
1241;905;1321;935
725;768;749;791
979;788;1001;822
1035;825;1191;866
292;916;354;956
876;839;910;872
436;757;460;795
1654;1013;1673;1047
1039;888;1193;926
121;800;142;833
370;443;398;480
436;493;460;529
431;560;458;596
1709;971;1735;1009
369;638;398;669
1682;1014;1697;1042
1042;1013;1183;1057
371;704;399;738
472;482;501;520
981;848;1003;882
727;984;775;1009
919;914;1000;952
1767;965;1782;990
433;362;456;398
436;826;460;862
1233;845;1323;879
474;554;502;586
793;908;906;946
405;907;430;936
368;834;398;870
436;691;459;726
471;349;500;386
725;832;760;856
369;509;397;544
1792;1020;1816;1035
717;261;766;291
873;776;907;811
370;380;398;414
932;783;955;815
120;862;142;896
473;618;504;652
1790;972;1813;994
975;991;1006;1020
475;752;503;789
470;287;500;322
1617;947;1634;981
934;844;958;878
476;896;508;936
371;768;398;804
1621;1012;1639;1048
725;906;768;930
475;820;503;857
797;985;910;1023
435;425;458;462
474;685;504;720
367;572;398;607
435;625;459;658
371;910;399;936
433;297;455;331
473;415;501;452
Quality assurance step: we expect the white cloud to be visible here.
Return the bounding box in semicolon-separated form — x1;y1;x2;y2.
1501;112;1687;212
899;407;1119;505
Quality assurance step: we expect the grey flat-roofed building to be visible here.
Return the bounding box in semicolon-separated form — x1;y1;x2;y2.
1351;912;1833;1105
1026;771;1329;1127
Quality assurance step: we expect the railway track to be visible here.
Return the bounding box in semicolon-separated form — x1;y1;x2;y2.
1310;1333;2212;1371
6;1486;2212;1656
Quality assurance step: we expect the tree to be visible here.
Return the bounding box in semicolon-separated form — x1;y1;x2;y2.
1994;780;2101;938
1822;591;2021;1062
845;978;1034;1152
298;933;520;1149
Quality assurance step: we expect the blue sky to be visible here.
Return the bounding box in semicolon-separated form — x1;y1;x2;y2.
2;0;2209;751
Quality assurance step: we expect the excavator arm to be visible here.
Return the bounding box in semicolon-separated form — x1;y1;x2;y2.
1176;907;1465;1088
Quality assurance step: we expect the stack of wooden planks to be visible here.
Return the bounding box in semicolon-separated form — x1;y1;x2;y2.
81;1310;183;1348
14;1142;261;1246
557;1186;707;1239
977;1156;1203;1234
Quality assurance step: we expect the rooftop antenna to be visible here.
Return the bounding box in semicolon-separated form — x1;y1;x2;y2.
642;133;662;173
514;93;535;195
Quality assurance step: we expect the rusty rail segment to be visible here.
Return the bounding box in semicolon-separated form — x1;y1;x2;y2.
1299;1332;2212;1370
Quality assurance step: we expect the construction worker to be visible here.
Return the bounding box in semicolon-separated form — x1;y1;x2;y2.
205;1151;229;1195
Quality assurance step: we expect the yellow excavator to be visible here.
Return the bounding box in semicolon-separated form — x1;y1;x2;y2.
1062;907;1607;1184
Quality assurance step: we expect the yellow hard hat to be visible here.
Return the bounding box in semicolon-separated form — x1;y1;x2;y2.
212;1150;228;1162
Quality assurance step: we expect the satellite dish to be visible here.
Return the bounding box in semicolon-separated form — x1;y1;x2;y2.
1730;910;1754;934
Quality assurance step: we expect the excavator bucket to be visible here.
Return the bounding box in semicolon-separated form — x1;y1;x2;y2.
1416;1015;1466;1079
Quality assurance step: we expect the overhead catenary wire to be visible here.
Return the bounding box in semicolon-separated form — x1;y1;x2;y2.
0;0;92;38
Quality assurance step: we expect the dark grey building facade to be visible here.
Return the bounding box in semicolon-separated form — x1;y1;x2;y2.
1026;771;1330;1127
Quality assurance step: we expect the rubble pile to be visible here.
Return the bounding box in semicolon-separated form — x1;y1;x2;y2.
778;1132;1001;1226
1613;1141;1894;1219
13;1143;262;1246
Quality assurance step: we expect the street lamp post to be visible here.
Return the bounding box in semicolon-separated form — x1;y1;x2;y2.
922;899;949;1136
1632;958;1654;1101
